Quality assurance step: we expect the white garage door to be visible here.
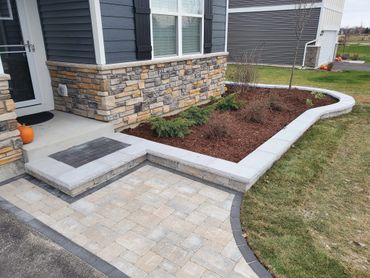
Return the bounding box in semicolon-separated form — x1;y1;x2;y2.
317;30;338;66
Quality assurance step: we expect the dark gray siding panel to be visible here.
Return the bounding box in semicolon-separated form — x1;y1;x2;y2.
212;0;226;52
100;0;136;64
230;0;322;8
38;0;95;64
227;8;321;65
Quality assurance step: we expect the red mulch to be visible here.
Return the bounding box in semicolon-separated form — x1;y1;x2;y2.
124;86;337;162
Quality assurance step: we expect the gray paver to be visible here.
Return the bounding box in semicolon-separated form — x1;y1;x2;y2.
0;165;264;277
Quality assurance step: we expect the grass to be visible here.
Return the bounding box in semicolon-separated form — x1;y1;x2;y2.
241;105;370;277
228;65;370;277
226;65;370;100
338;44;370;63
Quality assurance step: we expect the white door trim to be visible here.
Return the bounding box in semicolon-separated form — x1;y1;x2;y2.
14;0;54;116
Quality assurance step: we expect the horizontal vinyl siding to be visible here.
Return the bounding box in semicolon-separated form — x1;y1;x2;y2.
229;0;322;8
212;0;227;52
100;0;136;64
228;8;321;65
38;0;95;64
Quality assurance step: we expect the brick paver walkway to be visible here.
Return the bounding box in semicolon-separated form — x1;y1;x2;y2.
0;165;258;277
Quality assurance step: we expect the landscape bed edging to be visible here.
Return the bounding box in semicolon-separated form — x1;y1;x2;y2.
116;83;355;192
24;83;355;198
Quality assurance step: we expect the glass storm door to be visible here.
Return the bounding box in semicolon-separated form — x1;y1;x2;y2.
0;0;41;107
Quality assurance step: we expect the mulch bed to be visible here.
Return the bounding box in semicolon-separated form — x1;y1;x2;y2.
124;86;337;162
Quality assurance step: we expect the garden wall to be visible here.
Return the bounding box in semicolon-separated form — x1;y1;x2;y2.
48;53;227;131
0;74;24;181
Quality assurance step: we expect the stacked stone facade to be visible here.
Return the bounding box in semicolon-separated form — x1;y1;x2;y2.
0;74;24;180
48;54;227;131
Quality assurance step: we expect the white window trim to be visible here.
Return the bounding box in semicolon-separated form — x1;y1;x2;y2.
228;3;322;14
0;0;13;20
150;0;205;59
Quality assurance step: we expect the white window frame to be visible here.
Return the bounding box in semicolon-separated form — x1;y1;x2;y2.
150;0;204;59
0;0;13;20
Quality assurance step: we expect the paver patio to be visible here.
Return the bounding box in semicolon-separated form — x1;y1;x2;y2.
0;164;258;278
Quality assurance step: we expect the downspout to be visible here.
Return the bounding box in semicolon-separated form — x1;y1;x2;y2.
302;39;317;68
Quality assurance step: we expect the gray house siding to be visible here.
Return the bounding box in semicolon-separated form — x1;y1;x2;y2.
228;8;321;65
37;0;96;64
230;0;322;8
212;0;227;52
100;0;136;64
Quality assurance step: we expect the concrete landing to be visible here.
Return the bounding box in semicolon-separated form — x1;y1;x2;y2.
22;111;114;162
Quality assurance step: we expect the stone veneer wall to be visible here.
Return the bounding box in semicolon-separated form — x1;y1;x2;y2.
48;53;227;131
0;74;24;181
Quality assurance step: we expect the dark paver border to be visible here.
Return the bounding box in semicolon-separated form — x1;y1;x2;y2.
231;194;273;278
1;162;272;278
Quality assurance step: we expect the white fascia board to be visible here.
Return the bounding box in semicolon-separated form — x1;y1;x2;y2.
89;0;106;65
228;3;322;13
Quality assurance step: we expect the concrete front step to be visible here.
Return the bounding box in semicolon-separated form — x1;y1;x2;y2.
25;143;146;197
22;111;114;163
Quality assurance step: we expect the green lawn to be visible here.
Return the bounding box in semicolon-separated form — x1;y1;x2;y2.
226;65;370;99
229;65;370;277
338;44;370;63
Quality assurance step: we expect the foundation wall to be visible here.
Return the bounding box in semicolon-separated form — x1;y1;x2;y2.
0;74;24;181
48;54;227;131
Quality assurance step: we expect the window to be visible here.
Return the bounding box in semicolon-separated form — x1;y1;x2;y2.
151;0;203;58
0;0;13;20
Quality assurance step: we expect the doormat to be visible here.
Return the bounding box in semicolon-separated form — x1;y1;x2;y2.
17;111;54;126
49;137;130;168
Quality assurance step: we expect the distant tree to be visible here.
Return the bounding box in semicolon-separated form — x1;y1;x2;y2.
288;0;315;90
365;27;369;34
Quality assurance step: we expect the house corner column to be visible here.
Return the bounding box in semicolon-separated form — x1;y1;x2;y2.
0;74;25;181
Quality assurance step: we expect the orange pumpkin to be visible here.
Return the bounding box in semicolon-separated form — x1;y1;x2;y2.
17;124;34;144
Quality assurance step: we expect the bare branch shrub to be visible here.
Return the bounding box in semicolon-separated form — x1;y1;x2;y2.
234;47;260;94
204;114;230;139
268;95;289;112
240;99;269;124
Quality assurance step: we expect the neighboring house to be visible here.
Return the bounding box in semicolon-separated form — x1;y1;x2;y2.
227;0;345;67
0;0;227;177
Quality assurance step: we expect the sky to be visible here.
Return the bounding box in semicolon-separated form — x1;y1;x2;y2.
341;0;370;27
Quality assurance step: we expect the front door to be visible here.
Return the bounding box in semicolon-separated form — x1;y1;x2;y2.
0;0;53;116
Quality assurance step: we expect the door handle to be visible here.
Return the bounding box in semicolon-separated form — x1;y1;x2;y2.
24;40;35;52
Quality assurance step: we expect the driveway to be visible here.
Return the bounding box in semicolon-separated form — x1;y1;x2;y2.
0;207;104;278
333;61;370;71
0;164;259;277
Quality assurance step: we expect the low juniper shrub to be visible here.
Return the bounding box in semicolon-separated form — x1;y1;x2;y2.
150;117;191;138
180;106;211;126
216;94;240;111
